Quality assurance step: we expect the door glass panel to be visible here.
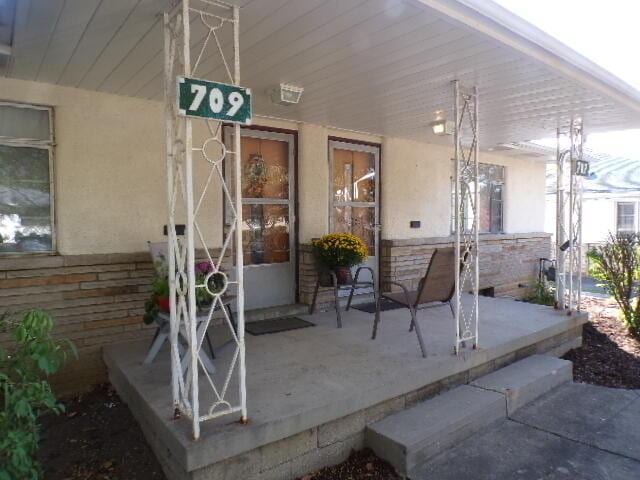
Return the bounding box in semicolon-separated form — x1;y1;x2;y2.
242;204;290;266
331;206;375;256
332;149;375;203
241;137;288;200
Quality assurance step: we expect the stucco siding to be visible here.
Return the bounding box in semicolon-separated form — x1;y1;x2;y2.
0;77;546;256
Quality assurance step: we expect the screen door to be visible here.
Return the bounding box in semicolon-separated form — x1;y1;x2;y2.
226;127;296;310
329;140;380;294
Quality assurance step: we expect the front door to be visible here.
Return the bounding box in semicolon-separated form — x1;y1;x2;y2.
329;140;380;294
226;127;296;310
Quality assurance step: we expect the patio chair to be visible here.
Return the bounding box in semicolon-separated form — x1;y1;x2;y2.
309;263;376;328
371;247;462;357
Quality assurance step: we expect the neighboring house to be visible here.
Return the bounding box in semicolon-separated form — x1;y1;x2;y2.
544;152;640;251
0;0;640;478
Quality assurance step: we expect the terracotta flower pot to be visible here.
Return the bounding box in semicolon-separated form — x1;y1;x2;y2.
333;266;352;285
156;296;170;313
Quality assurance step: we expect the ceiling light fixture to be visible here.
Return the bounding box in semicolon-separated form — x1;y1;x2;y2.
270;83;304;106
430;118;455;136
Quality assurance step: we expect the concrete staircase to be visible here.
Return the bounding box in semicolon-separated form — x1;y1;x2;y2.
365;355;572;478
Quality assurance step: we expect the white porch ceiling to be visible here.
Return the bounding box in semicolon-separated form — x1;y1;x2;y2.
4;0;640;147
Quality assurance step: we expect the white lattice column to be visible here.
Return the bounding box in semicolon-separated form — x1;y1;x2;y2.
555;118;585;313
452;80;480;354
164;0;248;440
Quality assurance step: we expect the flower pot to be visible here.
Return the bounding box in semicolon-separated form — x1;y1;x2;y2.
333;266;352;285
156;296;170;313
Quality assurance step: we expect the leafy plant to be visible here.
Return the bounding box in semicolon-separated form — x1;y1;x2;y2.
588;233;640;338
143;261;227;324
0;310;76;479
152;275;170;298
312;233;368;269
195;262;225;308
144;257;170;325
523;279;556;306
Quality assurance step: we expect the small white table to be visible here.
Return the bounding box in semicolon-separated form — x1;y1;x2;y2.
144;295;237;375
144;311;217;374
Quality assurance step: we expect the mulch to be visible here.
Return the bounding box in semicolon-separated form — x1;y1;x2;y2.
297;449;401;480
38;384;167;480
562;296;640;389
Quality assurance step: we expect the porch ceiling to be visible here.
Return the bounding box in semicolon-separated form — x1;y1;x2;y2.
4;0;640;147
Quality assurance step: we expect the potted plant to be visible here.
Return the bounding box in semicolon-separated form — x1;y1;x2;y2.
143;260;228;324
144;255;170;324
312;233;368;285
195;261;227;312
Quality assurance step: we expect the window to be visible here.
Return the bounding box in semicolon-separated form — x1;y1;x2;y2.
616;202;637;235
0;103;54;253
451;163;505;234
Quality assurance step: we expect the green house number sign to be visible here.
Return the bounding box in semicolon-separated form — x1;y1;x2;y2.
178;76;252;124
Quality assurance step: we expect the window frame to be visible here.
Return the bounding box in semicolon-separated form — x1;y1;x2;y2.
0;101;56;255
615;200;638;235
450;162;505;235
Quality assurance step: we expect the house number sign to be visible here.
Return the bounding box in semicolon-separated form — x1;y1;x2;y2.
178;76;252;124
573;159;590;177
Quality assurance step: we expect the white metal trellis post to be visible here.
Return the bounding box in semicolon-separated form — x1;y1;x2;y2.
232;4;248;423
164;0;247;440
453;80;480;354
555;118;584;313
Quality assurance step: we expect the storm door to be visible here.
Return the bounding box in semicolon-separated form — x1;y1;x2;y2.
226;127;296;310
329;140;380;295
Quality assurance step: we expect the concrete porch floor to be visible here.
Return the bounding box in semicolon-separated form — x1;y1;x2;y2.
104;296;587;479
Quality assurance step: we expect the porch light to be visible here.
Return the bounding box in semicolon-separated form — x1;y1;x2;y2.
430;119;455;136
270;83;304;106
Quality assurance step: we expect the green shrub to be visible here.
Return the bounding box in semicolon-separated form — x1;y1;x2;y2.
523;279;555;306
0;310;76;479
588;233;640;338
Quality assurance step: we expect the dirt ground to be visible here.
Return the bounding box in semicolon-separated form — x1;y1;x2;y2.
38;384;167;480
296;449;400;480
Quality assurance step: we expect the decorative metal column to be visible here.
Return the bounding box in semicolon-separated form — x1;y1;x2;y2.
452;80;480;354
555;118;585;313
164;0;247;440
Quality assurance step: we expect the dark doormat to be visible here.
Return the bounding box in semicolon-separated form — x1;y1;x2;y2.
352;299;404;314
245;316;315;336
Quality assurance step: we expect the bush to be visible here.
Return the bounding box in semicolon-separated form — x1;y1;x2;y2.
523;279;555;306
588;233;640;338
0;310;76;479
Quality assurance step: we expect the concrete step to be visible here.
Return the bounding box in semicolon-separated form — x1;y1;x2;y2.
365;355;574;477
471;354;572;415
365;385;505;476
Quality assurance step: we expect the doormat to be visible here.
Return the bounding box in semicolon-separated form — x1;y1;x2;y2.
352;299;404;314
245;317;315;336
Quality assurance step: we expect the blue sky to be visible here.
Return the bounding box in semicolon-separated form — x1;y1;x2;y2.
493;0;640;158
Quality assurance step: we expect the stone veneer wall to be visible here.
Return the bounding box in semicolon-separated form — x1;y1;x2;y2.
381;232;552;298
299;233;552;307
0;249;228;395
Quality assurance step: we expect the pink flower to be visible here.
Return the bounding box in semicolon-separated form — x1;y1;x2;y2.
195;261;213;275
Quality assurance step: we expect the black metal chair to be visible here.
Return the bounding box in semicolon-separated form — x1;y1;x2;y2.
309;264;376;328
